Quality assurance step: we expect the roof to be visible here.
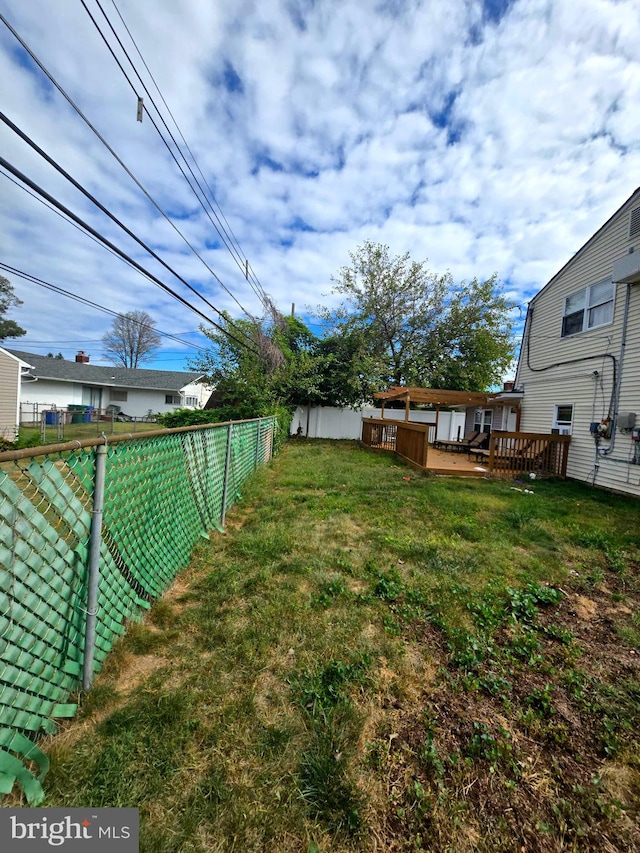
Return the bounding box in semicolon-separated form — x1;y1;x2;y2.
375;386;498;407
7;350;203;392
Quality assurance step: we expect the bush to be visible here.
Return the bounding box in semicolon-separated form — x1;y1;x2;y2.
156;408;220;429
156;406;292;456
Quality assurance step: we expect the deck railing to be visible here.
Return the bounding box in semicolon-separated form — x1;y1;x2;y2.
361;417;430;468
363;419;571;479
480;431;571;478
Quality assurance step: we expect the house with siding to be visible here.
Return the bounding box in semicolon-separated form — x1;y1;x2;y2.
515;187;640;497
0;347;32;440
6;349;210;423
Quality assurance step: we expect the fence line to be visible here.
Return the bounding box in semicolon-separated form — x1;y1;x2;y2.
0;417;276;804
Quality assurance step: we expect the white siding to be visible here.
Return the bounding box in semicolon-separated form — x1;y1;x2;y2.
179;380;212;409
517;192;640;496
21;381;197;418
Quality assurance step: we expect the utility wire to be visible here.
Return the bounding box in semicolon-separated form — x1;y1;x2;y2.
100;0;270;307
81;0;271;311
0;156;259;355
1;166;194;298
0;263;208;352
0;12;260;326
1;111;259;351
108;0;265;297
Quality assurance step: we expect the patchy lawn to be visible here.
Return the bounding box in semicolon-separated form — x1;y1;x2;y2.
40;440;640;851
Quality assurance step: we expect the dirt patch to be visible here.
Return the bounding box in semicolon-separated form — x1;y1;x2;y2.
572;593;598;620
114;653;167;696
363;567;640;852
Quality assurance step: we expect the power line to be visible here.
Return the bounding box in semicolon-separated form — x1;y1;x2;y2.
0;263;208;352
0;157;259;355
108;0;264;294
1;113;260;353
0;10;262;326
80;0;272;312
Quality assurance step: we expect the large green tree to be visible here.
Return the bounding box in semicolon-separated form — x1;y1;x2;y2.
190;312;377;418
190;314;322;418
325;241;515;391
0;275;27;340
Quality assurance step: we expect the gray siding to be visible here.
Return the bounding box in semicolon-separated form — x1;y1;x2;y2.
517;192;640;497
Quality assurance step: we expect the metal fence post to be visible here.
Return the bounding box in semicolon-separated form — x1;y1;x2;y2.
255;418;262;469
270;417;275;460
82;442;107;690
221;423;233;527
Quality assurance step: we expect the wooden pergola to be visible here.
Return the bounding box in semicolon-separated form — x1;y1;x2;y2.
373;386;513;437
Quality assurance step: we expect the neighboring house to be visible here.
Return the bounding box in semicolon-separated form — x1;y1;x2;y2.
0;347;32;440
515;187;640;497
7;349;211;421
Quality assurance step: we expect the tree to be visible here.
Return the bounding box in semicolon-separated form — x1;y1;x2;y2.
430;274;516;391
102;310;161;368
189;313;326;418
0;275;27;340
325;241;515;392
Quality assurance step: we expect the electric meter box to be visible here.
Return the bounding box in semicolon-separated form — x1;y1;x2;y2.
617;413;637;431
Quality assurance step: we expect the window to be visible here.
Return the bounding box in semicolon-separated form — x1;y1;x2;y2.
184;396;198;407
110;390;128;402
561;280;613;337
473;409;493;434
553;404;573;435
165;394;181;405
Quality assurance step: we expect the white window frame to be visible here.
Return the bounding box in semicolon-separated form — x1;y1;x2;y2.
165;394;181;405
473;408;493;434
184;396;198;407
561;279;614;338
553;404;573;435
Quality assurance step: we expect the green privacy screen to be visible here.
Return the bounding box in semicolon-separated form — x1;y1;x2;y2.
0;418;275;804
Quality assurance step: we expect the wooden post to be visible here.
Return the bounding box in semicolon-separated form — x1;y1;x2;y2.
560;439;569;478
404;394;410;422
434;406;439;444
488;433;496;473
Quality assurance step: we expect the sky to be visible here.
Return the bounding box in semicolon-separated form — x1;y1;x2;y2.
1;0;639;374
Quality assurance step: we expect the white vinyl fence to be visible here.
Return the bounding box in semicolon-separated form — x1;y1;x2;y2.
290;405;467;442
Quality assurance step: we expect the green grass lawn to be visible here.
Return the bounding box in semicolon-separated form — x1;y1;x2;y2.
19;420;159;446
41;440;640;851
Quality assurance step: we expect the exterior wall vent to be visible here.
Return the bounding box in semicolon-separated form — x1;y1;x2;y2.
630;206;640;239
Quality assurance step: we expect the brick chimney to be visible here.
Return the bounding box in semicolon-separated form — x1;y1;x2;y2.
75;351;90;363
503;380;514;392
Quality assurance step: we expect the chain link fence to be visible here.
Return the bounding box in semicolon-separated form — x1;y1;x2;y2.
0;417;275;804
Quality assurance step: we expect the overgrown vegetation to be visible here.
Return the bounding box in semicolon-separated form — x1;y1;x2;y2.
41;441;640;851
184;242;516;430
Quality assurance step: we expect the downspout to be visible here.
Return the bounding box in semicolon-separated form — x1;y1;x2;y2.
597;282;631;458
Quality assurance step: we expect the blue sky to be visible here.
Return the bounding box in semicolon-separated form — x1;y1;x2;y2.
1;0;639;375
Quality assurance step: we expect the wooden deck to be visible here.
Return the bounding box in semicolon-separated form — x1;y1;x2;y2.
362;418;570;479
425;445;489;477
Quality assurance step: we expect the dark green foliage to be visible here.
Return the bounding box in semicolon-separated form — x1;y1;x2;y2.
0;274;26;340
324;241;515;390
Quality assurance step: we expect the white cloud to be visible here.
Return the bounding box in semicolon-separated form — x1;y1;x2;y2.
1;0;639;369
